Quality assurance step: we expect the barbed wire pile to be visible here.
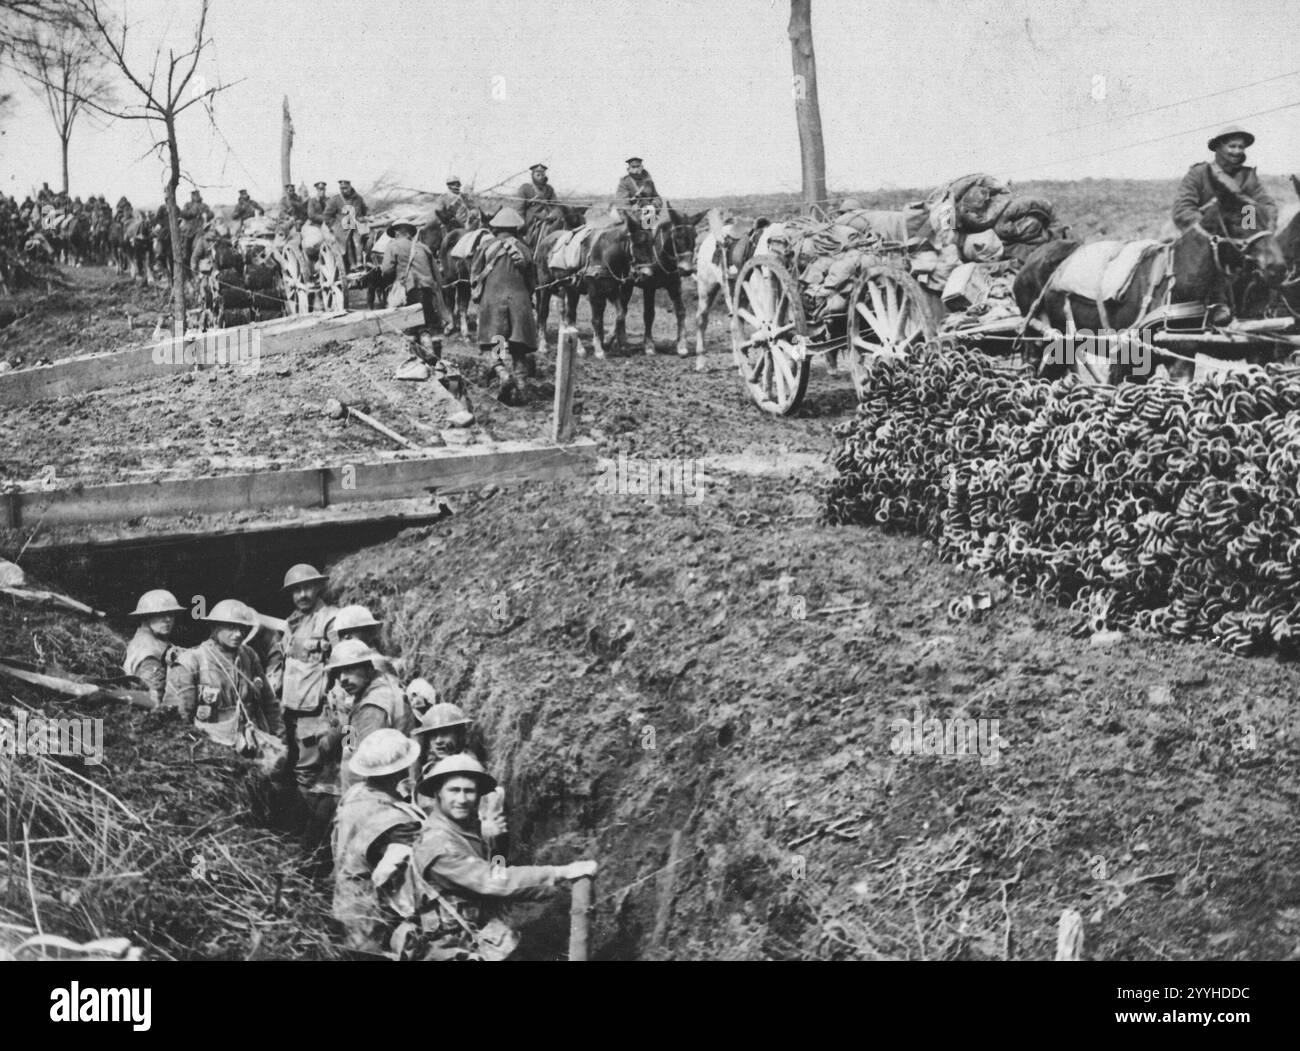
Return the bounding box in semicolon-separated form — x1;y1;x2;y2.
825;342;1300;655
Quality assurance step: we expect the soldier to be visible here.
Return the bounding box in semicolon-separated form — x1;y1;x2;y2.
37;182;53;205
326;179;369;269
615;157;661;211
410;754;596;961
306;181;329;226
516;163;556;232
331;729;425;957
122;589;186;706
329;640;415;795
230;189;263;225
179;189;213;277
433;176;475;233
405;676;438;717
333;604;401;677
266;563;339;853
1172;126;1277;238
471;206;537;403
412;703;508;852
278;182;304;224
381;215;444;360
166;599;281;750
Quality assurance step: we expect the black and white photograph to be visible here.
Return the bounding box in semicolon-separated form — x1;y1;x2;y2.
0;0;1297;1012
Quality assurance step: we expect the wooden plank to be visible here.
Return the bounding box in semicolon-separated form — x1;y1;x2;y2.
3;438;596;528
552;327;578;443
0;305;424;406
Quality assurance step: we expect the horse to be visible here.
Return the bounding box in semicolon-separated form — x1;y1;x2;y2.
114;212;154;282
523;201;586;354
436;207;493;338
1013;205;1287;379
556;204;704;358
693;209;769;370
1277;175;1300;316
151;217;173;282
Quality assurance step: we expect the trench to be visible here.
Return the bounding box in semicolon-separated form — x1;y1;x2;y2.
9;516;641;960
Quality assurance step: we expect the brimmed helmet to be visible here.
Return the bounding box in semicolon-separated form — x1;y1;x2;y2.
334;604;382;633
418;752;496;795
130;589;185;617
282;563;328;590
203;599;257;627
326;638;378;673
412;702;470;737
347;728;420;778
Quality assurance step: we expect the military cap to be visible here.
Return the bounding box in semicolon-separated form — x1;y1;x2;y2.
313;180;326;189
529;163;548;174
446;175;462;185
625;157;643;164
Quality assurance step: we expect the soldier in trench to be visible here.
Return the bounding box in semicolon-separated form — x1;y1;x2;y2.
122;589;186;706
411;702;509;858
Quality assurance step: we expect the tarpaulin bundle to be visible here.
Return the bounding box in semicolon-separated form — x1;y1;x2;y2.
994;196;1056;245
826;343;1300;656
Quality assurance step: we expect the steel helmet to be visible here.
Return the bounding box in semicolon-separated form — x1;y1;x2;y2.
489;206;524;230
130;589;186;617
413;702;470;736
446;175;462;186
347;728;420;779
1207;125;1254;151
418;752;496;795
326;638;378;673
405;677;438;707
203;599;258;627
282;563;328;590
334;604;382;633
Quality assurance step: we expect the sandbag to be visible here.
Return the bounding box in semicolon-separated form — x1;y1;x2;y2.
821;249;868;292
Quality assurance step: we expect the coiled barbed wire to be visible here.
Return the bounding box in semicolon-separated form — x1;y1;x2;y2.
825;341;1300;657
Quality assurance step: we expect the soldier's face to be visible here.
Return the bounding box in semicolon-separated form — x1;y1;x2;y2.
628;163;643;176
291;582;322;612
437;776;480;823
147;614;175;638
1215;137;1248;168
211;623;244;649
336;663;373;696
533;172;547;186
428;727;465;760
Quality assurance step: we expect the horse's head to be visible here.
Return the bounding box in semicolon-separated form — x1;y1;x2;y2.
648;206;706;277
1210;228;1288;288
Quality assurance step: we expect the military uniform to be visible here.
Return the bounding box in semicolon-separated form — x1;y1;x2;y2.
1172;161;1277;238
122;625;172;704
268;602;340;793
410;805;561;961
332;782;424;955
306;194;329;225
230;194;262;223
338;673;415;794
616;170;660;208
471;233;538;350
166;639;281;746
517;179;556;228
434;190;475;231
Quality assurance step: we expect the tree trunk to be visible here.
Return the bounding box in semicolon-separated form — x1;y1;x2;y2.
788;0;827;217
60;133;69;196
164;118;186;337
281;96;293;189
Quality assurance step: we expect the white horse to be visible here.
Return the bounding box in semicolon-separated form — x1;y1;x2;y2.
692;209;769;370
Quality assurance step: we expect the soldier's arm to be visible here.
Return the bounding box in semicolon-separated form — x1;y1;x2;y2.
1172;167;1206;230
424;849;560;900
264;637;285;696
136;655;168;705
351;701;390;746
1244;172;1278;229
248;651;281;735
165;652;199;720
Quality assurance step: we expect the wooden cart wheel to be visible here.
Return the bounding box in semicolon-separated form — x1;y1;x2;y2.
318;245;347;312
846;265;937;398
730;254;810;415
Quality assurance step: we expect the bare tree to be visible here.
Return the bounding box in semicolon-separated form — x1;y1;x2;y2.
788;0;827;216
73;0;234;336
10;23;114;193
0;0;79;58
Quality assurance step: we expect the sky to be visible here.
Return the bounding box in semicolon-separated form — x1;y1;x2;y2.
1;0;1298;208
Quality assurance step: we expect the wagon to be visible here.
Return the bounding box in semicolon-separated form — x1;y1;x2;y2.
729;223;941;415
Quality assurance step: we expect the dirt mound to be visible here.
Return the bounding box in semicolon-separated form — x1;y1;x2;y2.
328;472;1300;960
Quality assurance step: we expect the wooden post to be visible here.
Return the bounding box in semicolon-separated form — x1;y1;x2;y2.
788;0;828;217
281;96;293;189
569;874;593;961
551;326;577;443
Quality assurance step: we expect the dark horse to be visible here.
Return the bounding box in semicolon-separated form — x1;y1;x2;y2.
1014;204;1287;379
552;205;705;358
1277;175;1300;316
113;212;154;282
523;200;586;355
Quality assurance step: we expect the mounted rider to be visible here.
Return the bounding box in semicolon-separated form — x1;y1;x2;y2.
517;163;556;238
615;157;662;211
306;181;329;226
433;176;476;234
1172;126;1277;239
325;179;370;270
230;189;264;225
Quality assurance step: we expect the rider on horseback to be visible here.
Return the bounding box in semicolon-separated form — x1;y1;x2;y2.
616;157;662;211
434;176;476;233
1173;126;1277;238
517;164;556;238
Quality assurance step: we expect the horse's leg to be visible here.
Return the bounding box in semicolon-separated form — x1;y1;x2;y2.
537;285;551;356
695;278;719;366
590;286;608;359
613;283;630;353
667;276;689;358
566;287;585;357
642;284;657;356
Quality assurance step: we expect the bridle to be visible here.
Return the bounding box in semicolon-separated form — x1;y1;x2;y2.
651;217;696;275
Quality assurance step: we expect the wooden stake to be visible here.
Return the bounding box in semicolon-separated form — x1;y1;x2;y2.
569;874;593;962
344;404;422;450
552;326;577;443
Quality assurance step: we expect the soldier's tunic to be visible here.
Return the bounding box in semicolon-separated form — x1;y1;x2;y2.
231;196;262;223
433;191;475;231
1172;162;1277;238
306;195;329;225
339;674;415;794
332;782;424;955
411;806;561;961
123;626;171;704
616;170;660;208
471;235;538;350
268;603;339;793
166;639;281;746
516;180;556;227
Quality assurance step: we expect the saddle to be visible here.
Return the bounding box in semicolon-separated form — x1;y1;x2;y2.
547;227;597;271
450;229;490;260
1047;239;1166;326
